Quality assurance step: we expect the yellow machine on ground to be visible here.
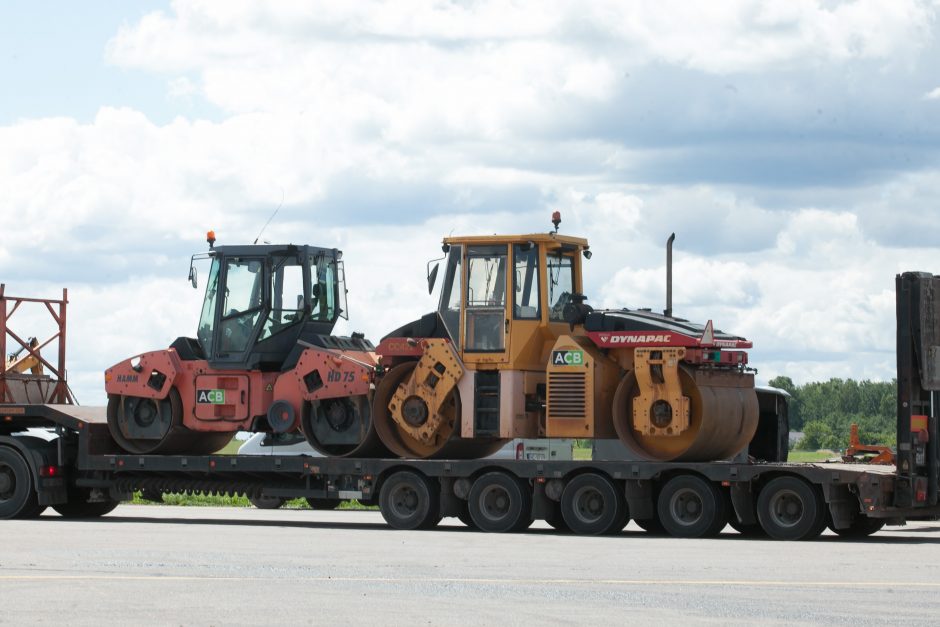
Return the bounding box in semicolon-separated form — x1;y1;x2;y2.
369;214;758;461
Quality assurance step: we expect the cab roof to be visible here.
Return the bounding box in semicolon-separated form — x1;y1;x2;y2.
442;232;589;251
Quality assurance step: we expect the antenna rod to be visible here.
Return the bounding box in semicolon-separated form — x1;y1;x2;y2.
253;189;284;245
665;233;675;317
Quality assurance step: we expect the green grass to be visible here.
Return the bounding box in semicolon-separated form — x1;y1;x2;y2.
573;446;592;461
130;491;377;509
787;449;838;462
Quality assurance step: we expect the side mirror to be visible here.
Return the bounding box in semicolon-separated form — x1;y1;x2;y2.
188;266;198;289
427;263;440;295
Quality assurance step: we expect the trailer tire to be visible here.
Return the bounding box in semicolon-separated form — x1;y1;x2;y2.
545;503;570;532
728;517;766;537
379;470;440;530
657;474;728;538
306;498;340;510
19;501;47;518
634;516;667;535
457;503;477;529
52;488;120;518
0;447;38;519
468;472;532;533
830;516;885;538
561;473;628;535
757;476;827;541
249;495;286;509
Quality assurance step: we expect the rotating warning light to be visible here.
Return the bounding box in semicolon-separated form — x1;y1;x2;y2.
207;230;216;249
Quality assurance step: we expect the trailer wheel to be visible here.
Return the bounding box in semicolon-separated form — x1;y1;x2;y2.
19;501;47;518
830;516;885;538
728;518;766;537
633;516;667;535
52;488;120;518
0;447;38;519
757;476;827;541
306;498;340;510
561;473;628;535
249;495;286;509
468;472;532;533
657;474;728;538
457;503;477;529
544;503;570;532
379;470;440;530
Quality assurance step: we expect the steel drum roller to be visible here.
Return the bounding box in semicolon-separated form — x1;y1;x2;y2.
612;366;759;462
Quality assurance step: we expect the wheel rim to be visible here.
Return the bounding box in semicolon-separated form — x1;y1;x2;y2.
111;393;176;453
0;463;15;500
571;486;606;525
668;487;704;527
768;489;804;528
130;398;158;428
478;484;513;523
389;483;421;520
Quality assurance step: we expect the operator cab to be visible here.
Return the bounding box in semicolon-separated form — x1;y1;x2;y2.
383;214;590;373
179;243;348;371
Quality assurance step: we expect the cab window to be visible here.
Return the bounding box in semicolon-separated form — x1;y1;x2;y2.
465;245;507;351
547;253;574;322
513;243;540;320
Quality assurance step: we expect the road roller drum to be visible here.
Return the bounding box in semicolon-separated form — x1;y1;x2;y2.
612;366;759;462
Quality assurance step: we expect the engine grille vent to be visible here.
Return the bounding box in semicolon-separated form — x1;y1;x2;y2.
548;372;586;419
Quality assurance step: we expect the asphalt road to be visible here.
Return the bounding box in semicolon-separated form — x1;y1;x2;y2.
2;506;940;626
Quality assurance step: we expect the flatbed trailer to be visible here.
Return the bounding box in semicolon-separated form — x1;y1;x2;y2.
0;401;931;541
1;271;939;540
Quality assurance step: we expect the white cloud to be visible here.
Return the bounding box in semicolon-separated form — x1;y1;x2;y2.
4;0;940;404
925;86;940;100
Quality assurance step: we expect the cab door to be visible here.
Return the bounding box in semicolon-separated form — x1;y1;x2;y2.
461;244;510;366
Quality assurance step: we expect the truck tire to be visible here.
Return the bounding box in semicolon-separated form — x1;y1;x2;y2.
728;518;766;537
249;495;286;509
544;503;570;532
757;476;828;541
657;474;728;538
52;488;120;518
633;516;666;535
379;470;440;530
830;516;885;538
560;473;628;535
457;503;477;529
306;498;340;510
468;471;532;533
0;446;38;519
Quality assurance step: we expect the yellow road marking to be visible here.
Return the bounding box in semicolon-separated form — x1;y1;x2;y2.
0;575;936;588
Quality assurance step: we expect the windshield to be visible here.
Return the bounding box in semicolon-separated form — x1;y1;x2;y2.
218;257;265;355
196;257;221;356
437;245;463;347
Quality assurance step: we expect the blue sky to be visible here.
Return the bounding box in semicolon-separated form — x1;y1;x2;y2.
0;2;193;124
2;1;940;404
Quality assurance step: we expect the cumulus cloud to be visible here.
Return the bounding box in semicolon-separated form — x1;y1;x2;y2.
3;1;940;403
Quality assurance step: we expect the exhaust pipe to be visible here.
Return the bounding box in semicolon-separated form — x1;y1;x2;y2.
665;233;675;318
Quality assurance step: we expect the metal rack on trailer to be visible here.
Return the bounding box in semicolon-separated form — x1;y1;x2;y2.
1;271;938;540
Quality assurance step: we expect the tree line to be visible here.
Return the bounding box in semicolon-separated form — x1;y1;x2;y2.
767;376;896;451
